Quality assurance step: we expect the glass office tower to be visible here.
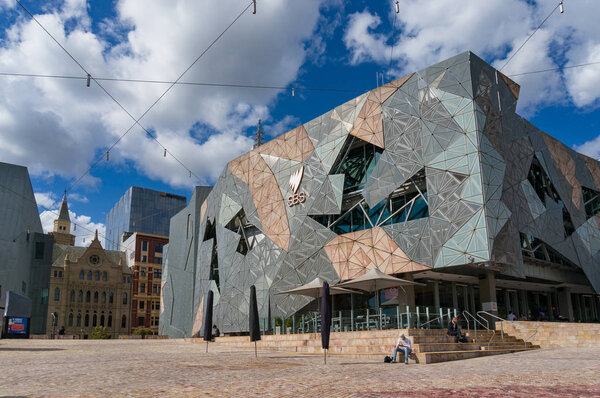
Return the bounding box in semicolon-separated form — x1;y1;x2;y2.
105;187;187;250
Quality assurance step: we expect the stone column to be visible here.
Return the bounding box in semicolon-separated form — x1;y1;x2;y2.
547;292;554;321
432;280;440;310
463;285;469;313
519;290;529;319
451;282;458;310
511;291;520;319
504;289;511;317
590;295;598;321
468;285;476;314
398;273;416;309
479;271;497;327
557;287;574;321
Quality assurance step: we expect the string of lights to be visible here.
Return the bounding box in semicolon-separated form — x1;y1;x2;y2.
14;0;254;194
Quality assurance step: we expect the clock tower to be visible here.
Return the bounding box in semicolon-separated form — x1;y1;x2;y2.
49;193;76;246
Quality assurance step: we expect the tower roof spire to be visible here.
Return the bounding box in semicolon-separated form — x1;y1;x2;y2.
58;192;70;221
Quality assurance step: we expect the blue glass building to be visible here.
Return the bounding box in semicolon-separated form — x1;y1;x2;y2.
105;187;188;250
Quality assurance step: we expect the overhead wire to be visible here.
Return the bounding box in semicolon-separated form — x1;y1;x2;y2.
387;0;399;78
0;71;366;93
14;0;254;193
499;2;562;72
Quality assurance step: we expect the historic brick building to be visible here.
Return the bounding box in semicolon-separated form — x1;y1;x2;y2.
122;232;167;334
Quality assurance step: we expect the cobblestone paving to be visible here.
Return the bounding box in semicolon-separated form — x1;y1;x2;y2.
1;339;599;397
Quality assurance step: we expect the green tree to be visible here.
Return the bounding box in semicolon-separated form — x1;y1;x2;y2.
90;326;111;339
132;327;153;339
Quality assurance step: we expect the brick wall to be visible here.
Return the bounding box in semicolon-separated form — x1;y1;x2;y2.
497;321;600;348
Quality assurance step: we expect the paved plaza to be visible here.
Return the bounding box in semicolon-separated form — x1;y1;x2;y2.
1;339;599;397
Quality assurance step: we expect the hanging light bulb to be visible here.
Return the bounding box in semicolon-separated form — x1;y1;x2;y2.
86;73;91;87
395;0;399;13
252;0;256;14
106;151;109;161
164;148;167;157
559;1;564;13
292;88;295;97
189;170;192;178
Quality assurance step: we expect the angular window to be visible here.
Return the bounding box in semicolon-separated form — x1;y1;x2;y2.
141;267;146;277
582;186;600;219
109;292;114;304
40;288;48;305
140;301;144;310
70;290;75;302
102;272;107;281
520;233;577;267
68;312;73;327
142;241;148;251
312;169;428;234
331;136;383;194
87;271;92;280
86;291;91;303
94;291;99;303
54;287;60;301
93;314;97;327
108;314;112;327
121;315;127;328
95;271;100;281
140;283;145;293
85;314;90;327
102;292;106;304
77;313;81;327
155;243;163;253
123;292;128;305
78;290;83;302
79;270;84;280
527;155;575;237
100;314;105;327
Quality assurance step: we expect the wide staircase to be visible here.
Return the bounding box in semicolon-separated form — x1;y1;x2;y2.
192;328;539;364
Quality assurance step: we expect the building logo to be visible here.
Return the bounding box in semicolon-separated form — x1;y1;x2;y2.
288;166;306;207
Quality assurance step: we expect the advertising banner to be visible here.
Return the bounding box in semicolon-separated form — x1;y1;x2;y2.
7;317;28;335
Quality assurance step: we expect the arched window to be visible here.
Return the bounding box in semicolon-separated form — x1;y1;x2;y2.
79;270;84;279
68;312;73;327
109;292;114;304
77;313;81;327
94;271;100;281
70;290;75;302
87;271;92;280
108;313;113;327
102;272;107;281
121;315;127;328
85;314;89;327
78;290;83;302
86;291;91;303
93;314;97;327
94;291;99;303
54;287;60;301
100;314;105;327
101;292;106;304
122;292;128;305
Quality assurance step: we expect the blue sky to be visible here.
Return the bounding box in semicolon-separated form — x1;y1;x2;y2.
1;0;600;245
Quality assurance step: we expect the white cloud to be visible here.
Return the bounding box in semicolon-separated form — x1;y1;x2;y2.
40;209;106;247
264;115;301;138
34;192;58;209
0;0;326;188
573;136;600;160
342;0;600;115
69;192;89;203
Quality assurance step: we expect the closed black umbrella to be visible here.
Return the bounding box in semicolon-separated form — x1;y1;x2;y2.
249;285;261;357
203;290;214;353
321;281;332;364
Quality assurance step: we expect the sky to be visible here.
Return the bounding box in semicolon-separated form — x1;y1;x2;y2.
1;0;600;247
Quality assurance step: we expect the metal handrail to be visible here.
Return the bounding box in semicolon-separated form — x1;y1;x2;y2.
420;313;451;329
477;311;504;341
523;329;538;349
463;311;488;330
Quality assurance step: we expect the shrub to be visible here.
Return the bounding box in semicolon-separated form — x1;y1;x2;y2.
132;327;153;339
90;326;111;339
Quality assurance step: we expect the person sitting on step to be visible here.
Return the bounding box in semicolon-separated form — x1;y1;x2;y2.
390;333;412;364
447;316;467;343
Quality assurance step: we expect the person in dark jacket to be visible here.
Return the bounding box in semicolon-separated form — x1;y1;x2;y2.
447;317;466;343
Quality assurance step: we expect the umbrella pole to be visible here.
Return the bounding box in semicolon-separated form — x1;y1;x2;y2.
254;341;257;358
206;341;208;353
324;348;327;364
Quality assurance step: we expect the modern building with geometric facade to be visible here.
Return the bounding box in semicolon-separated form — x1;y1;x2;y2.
160;52;600;336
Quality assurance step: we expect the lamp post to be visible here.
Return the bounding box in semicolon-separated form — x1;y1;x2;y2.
51;312;57;339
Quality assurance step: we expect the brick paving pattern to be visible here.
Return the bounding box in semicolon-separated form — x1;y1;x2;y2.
1;339;599;397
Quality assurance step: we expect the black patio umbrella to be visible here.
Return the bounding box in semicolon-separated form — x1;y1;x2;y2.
203;290;214;353
249;285;261;357
321;281;332;364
